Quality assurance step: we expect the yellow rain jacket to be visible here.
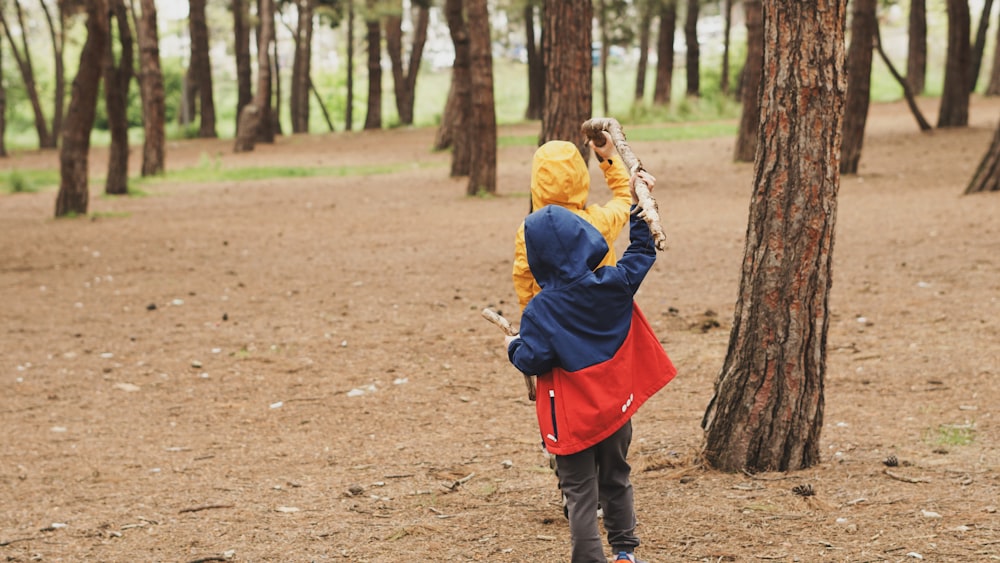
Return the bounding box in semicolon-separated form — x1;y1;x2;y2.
513;140;632;311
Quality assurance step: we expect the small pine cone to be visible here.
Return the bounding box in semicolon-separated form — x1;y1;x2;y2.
883;455;899;467
791;484;815;497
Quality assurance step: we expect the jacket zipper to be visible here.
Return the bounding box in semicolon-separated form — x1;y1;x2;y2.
547;389;559;442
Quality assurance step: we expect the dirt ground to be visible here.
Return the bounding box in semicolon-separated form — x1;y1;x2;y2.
1;98;999;563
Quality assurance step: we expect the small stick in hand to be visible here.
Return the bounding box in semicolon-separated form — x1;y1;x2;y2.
481;308;536;401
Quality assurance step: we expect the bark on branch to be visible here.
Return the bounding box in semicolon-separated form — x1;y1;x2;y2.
482;308;536;401
581;117;668;251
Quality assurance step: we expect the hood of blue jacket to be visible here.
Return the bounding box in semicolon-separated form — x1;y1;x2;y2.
524;205;609;290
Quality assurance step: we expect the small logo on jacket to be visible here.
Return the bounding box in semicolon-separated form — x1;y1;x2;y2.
621;393;634;413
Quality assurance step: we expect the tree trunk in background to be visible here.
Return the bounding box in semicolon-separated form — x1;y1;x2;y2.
55;0;108;217
364;3;382;130
541;0;591;154
254;0;275;142
653;0;676;105
291;0;315;133
702;0;847;474
436;0;471;175
386;0;429;126
987;10;1000;96
0;29;6;158
189;0;217;137
39;0;65;145
938;0;970;128
103;0;134;195
598;0;610;115
720;0;732;95
969;0;993;92
733;0;762;163
524;1;544;120
635;0;653;101
0;0;53;148
346;0;354;130
270;35;282;137
233;0;253;133
907;0;926;94
234;0;273;152
466;0;496;195
137;0;165;175
684;0;700;96
966;118;1000;193
840;0;876;175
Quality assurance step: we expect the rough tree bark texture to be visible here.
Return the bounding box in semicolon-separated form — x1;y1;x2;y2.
0;0;53;148
363;3;382;131
701;0;847;474
653;0;676;105
55;0;109;217
966;119;1000;193
733;0;762;163
907;0;926;94
840;0;876;175
189;0;217;138
541;0;591;154
466;0;496;195
138;0;165;176
290;0;314;134
234;0;273;152
104;0;134;195
524;2;544;120
386;1;429;126
937;0;970;128
684;0;699;96
969;0;993;92
436;0;471;176
233;0;253;132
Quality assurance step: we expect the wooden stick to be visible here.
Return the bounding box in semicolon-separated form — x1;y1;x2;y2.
581;117;667;251
482;308;536;401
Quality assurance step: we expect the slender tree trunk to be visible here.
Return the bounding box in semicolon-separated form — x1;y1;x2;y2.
39;0;65;145
599;0;610;116
0;28;6;158
189;0;216;137
635;0;653;101
874;21;932;131
253;0;275;142
55;0;109;217
233;0;253;132
702;0;847;474
907;0;926;94
524;1;544;119
733;0;762;163
180;66;196;125
840;0;876;175
438;0;471;175
720;0;732;95
385;1;429;126
0;0;53;148
684;0;700;96
653;0;676;105
541;0;592;155
104;0;134;195
270;32;282;137
235;0;273;152
137;0;165;175
310;78;334;132
969;0;993;92
988;8;1000;96
466;0;495;195
938;0;971;128
364;2;382;130
291;0;315;133
966;118;1000;193
346;0;354;130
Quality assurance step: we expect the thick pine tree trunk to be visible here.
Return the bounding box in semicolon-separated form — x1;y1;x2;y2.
466;0;496;195
938;0;970;128
234;0;273;152
233;0;253;132
291;0;314;133
653;0;676;105
104;0;134;196
0;1;53;148
907;0;926;94
541;0;591;154
439;0;471;176
966;119;1000;193
635;0;653;101
55;0;109;217
733;0;762;163
840;0;876;175
702;0;847;474
189;0;217;137
138;0;165;176
684;0;699;96
363;5;382;130
969;0;994;92
524;2;544;120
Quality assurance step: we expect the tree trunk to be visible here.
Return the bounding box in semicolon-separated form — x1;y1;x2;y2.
969;0;993;92
104;0;134;196
189;0;217;137
0;0;53;148
840;0;876;175
466;0;495;195
966;118;1000;193
874;21;932;132
907;0;926;94
39;0;65;145
635;0;653;101
702;0;847;474
180;66;196;125
684;0;700;96
136;0;165;176
363;2;382;130
439;0;471;176
385;1;429;126
253;0;275;142
55;0;109;217
234;0;273;152
310;78;335;132
233;0;253;132
938;0;971;128
524;1;544;119
346;0;354;130
720;0;732;95
0;27;6;158
541;0;592;155
599;0;610;116
269;33;282;137
733;0;762;163
291;0;315;133
988;9;1000;95
653;0;676;105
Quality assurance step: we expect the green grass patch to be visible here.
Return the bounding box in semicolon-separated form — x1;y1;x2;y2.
1;169;60;194
89;211;132;219
928;423;976;447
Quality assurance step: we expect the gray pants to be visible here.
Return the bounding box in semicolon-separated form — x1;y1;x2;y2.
555;420;639;563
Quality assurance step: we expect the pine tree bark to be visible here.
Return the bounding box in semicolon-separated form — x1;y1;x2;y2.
541;0;591;155
684;0;700;96
907;0;926;94
189;0;217;137
466;0;496;195
233;0;253;132
290;0;315;133
635;0;653;101
937;0;970;128
840;0;876;175
435;0;471;176
733;0;762;163
234;0;273;152
969;0;993;92
104;0;134;196
363;2;382;130
524;1;544;120
653;0;676;105
0;0;53;148
966;118;1000;193
702;0;847;474
137;0;165;176
55;0;109;217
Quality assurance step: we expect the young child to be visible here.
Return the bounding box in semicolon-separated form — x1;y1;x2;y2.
505;192;677;562
512;132;633;312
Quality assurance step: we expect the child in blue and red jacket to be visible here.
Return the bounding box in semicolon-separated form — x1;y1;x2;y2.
505;181;676;563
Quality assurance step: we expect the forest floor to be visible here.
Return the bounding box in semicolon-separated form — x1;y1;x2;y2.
1;98;999;563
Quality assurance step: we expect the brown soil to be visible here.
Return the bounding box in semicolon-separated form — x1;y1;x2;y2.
2;99;999;563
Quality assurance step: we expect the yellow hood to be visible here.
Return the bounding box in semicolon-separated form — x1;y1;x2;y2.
530;141;589;211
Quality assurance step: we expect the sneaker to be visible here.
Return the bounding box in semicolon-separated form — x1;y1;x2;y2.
614;551;646;563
